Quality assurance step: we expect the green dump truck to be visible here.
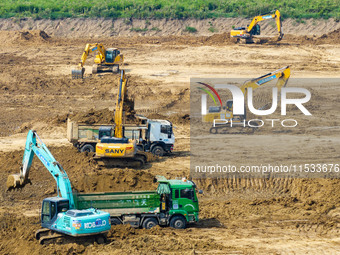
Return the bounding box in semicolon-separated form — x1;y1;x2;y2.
73;177;200;229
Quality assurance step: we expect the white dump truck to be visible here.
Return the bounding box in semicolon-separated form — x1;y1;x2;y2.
67;117;175;156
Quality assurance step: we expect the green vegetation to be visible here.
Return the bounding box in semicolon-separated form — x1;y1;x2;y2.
208;26;218;33
151;27;161;31
184;26;197;33
0;0;339;20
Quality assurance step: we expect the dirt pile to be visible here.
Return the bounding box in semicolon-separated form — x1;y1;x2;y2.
195;177;340;222
283;28;340;45
318;28;340;44
0;30;50;45
1;146;157;204
201;32;235;45
66;105;139;125
146;112;190;125
104;224;226;254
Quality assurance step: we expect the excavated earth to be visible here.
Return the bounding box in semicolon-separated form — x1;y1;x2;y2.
0;24;340;254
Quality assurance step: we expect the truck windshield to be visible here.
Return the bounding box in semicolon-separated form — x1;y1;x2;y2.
160;125;172;137
180;188;194;200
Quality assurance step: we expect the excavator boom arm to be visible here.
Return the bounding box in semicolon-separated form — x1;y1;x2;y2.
78;43;106;67
241;66;290;96
114;70;127;138
247;10;283;40
8;130;75;208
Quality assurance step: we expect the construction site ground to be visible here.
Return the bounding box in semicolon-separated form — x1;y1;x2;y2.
0;25;340;254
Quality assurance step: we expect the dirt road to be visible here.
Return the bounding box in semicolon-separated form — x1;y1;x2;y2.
0;28;339;254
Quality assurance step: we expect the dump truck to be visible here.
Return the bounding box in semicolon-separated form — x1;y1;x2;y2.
67;117;175;157
73;176;201;229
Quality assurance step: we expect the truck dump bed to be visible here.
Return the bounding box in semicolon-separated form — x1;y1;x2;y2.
67;118;147;144
74;191;161;216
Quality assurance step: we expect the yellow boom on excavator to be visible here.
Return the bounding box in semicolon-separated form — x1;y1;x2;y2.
72;43;123;79
94;70;147;167
230;10;283;43
201;66;291;133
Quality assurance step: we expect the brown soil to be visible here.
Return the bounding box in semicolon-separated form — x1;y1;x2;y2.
0;25;340;254
1;17;340;37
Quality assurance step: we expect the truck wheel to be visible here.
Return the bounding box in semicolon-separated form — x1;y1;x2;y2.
111;218;122;226
142;217;158;229
80;144;95;153
170;215;186;229
151;146;164;157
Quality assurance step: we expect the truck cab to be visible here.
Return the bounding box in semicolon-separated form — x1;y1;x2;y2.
145;119;175;156
157;178;200;227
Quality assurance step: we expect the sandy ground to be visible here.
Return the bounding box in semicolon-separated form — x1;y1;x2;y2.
0;28;340;254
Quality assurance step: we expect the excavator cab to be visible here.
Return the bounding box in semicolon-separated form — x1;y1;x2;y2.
105;49;120;63
226;100;233;111
98;126;113;139
41;197;69;228
250;24;261;36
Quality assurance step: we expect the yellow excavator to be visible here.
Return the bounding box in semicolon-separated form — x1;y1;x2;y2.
230;10;283;43
201;66;290;133
94;70;147;167
72;43;124;79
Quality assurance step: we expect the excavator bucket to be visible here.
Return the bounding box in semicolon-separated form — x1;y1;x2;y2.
72;67;85;79
7;174;22;190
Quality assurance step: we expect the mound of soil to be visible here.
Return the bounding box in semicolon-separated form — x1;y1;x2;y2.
0;30;50;45
318;28;340;44
146;112;190;125
68;104;139;125
1;146;157;204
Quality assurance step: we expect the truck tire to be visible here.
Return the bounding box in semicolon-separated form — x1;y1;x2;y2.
80;144;95;153
142;217;158;229
111;218;122;226
170;215;186;229
151;145;164;157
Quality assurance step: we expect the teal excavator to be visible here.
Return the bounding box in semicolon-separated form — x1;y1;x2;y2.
7;130;111;244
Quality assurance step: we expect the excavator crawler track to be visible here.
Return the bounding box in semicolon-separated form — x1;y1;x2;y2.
209;125;257;134
94;152;147;168
36;229;107;245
